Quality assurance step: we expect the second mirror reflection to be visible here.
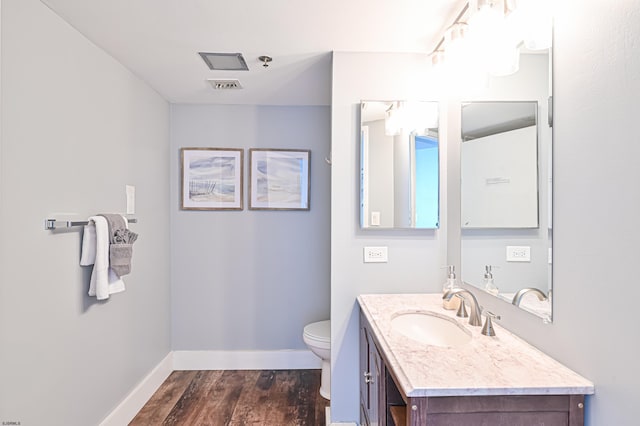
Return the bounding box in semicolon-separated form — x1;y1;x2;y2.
461;101;539;229
360;100;439;229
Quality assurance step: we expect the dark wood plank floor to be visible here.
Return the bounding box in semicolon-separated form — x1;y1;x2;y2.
130;370;329;426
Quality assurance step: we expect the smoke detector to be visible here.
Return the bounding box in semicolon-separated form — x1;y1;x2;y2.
206;79;243;90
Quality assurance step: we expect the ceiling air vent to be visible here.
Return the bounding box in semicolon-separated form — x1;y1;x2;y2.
198;52;249;71
207;79;243;90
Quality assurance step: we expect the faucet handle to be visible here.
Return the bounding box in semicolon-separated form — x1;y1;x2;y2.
455;295;468;318
481;311;501;337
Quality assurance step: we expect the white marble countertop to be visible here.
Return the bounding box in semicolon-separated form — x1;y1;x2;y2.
358;293;594;398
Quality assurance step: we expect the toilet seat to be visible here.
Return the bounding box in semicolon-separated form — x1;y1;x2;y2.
303;320;330;348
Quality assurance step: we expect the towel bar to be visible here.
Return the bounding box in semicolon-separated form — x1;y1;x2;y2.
44;217;137;230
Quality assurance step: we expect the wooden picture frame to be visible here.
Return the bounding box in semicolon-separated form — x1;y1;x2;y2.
249;149;310;210
180;148;244;210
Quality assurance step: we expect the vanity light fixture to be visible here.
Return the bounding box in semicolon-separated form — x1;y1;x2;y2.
429;0;552;87
384;102;439;136
198;52;249;71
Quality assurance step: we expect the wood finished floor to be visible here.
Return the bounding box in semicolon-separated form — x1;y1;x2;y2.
130;370;329;426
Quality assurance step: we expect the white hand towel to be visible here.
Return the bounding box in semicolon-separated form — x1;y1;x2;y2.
81;217;130;266
86;216;125;300
80;223;97;266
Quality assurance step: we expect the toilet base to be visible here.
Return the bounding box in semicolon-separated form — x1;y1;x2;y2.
319;359;330;400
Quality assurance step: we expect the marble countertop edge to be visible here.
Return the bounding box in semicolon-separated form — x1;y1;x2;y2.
358;293;595;398
405;385;596;398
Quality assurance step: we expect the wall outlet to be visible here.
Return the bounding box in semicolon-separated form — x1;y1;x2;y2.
364;246;388;263
506;246;531;262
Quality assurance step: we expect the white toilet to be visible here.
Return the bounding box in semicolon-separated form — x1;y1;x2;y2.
303;320;331;400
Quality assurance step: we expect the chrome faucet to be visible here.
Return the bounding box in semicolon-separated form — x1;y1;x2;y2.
512;287;548;307
443;288;482;326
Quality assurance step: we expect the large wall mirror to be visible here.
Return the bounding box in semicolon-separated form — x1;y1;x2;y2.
360;101;439;229
460;51;553;322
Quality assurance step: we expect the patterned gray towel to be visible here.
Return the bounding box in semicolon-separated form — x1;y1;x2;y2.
98;214;138;278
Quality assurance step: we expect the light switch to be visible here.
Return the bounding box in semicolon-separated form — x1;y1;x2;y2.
126;185;135;214
371;211;381;226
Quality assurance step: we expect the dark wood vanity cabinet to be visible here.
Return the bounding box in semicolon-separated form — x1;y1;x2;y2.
360;321;382;425
360;311;586;426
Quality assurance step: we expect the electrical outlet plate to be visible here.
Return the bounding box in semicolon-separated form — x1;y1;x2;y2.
364;246;388;263
506;245;531;262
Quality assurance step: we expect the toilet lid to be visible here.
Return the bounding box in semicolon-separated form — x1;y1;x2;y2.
304;320;330;342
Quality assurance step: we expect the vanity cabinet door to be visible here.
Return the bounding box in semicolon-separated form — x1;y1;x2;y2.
370;340;384;426
360;324;371;426
360;315;386;426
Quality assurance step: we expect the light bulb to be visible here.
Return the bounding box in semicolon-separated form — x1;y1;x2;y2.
445;23;472;70
513;0;553;50
428;51;447;99
468;1;505;46
385;105;401;136
467;0;520;76
403;102;439;132
441;23;490;96
489;43;520;76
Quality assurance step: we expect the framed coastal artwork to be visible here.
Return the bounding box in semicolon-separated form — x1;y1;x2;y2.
180;148;244;210
249;149;311;210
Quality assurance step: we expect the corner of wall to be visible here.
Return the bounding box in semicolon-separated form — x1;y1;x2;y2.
99;353;174;426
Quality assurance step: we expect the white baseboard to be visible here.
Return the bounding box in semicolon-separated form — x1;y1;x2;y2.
325;406;358;426
172;349;322;370
99;352;173;426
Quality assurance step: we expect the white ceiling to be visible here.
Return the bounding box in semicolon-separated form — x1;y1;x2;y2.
40;0;464;106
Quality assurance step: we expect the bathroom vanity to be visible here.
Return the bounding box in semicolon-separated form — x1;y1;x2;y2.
358;294;594;426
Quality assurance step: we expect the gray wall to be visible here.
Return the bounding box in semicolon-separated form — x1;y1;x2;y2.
331;52;449;421
170;105;330;350
0;1;171;425
448;1;640;425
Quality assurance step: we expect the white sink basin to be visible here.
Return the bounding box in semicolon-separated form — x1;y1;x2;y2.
391;312;472;348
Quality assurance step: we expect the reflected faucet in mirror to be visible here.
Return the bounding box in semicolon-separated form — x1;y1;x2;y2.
512;287;548;307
